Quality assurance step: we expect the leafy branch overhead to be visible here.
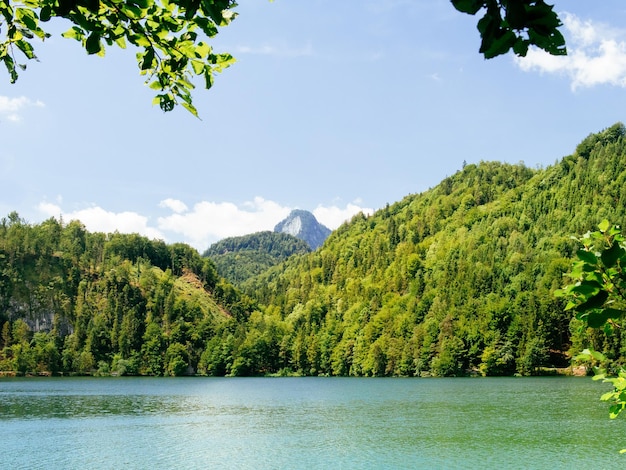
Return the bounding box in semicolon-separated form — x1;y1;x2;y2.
451;0;566;58
1;0;567;114
0;0;237;116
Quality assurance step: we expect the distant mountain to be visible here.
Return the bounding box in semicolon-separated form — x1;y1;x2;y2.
203;209;330;285
274;209;331;250
204;231;311;285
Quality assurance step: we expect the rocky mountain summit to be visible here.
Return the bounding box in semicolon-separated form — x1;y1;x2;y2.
274;209;331;250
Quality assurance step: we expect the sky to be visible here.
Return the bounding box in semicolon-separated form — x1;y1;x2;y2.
2;1;626;252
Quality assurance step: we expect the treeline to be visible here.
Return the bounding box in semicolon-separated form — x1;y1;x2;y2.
0;214;256;376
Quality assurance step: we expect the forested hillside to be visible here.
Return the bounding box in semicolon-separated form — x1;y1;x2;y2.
235;123;626;376
2;124;626;377
0;217;256;376
204;231;311;286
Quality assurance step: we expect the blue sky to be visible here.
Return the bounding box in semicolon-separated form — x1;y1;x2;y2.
2;1;626;251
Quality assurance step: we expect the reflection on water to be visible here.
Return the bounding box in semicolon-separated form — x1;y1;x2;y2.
2;394;185;419
0;377;623;469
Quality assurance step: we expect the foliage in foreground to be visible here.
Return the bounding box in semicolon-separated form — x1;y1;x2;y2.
451;0;566;58
557;220;626;442
1;0;573;114
0;0;237;115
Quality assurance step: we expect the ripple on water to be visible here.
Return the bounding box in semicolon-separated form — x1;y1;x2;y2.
0;376;622;470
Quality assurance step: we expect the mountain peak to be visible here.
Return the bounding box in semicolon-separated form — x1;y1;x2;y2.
274;209;331;250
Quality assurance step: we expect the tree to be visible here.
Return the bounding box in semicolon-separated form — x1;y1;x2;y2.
0;0;237;116
451;0;566;58
557;220;626;448
164;341;188;375
2;1;569;115
557;220;626;333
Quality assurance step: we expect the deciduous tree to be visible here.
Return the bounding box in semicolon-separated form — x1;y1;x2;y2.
0;0;237;115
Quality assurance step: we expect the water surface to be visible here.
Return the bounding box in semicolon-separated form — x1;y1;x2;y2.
0;376;622;469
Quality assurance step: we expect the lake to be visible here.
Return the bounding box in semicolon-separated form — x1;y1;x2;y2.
0;376;623;469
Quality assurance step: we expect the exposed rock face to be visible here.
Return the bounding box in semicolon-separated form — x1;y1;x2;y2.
274;209;331;250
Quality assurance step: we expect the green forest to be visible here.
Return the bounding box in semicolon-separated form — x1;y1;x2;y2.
204;231;311;286
3;123;626;377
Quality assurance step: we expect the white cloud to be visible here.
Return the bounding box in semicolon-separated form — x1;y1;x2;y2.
37;202;164;240
516;12;626;89
314;202;374;230
158;198;188;213
234;42;313;58
0;96;44;122
36;197;376;252
157;197;291;250
159;197;376;250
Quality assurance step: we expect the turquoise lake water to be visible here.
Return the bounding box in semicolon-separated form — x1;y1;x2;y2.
0;376;623;469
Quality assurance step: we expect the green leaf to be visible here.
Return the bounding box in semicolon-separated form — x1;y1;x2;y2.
158;93;175;112
578;348;607;362
175;76;194;90
587;309;614;329
601;391;615;401
120;4;143;19
598;219;611;233
212;52;235;72
15;8;38;31
203;68;213;89
15;39;36;60
194;17;218;37
603;308;625;321
3;55;18;83
504;0;526;30
129;35;151;48
181;101;198;118
601;242;625;269
451;0;484;15
130;0;152;8
571;281;601;297
576;249;598;265
85;32;102;55
139;48;155;70
512;38;528;56
82;0;100;13
62;27;84;41
40;5;52;22
115;36;127;49
481;29;518;59
191;59;204;74
609;404;623;419
575;290;609;313
195;41;210;58
149;79;164;91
